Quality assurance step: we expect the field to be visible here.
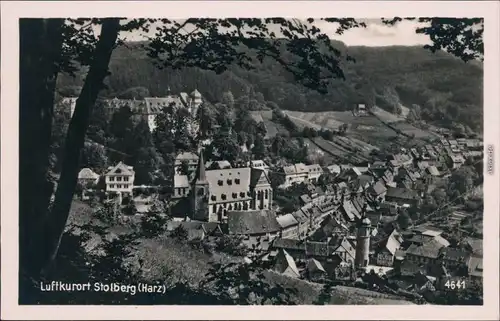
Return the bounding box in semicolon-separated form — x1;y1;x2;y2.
370;106;404;123
284;110;401;140
308;137;377;164
284;110;371;129
389;121;441;140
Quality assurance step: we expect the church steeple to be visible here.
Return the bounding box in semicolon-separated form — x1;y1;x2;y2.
195;148;207;184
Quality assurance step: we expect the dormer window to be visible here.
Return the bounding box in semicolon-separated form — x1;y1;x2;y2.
218;180;223;186
235;179;240;184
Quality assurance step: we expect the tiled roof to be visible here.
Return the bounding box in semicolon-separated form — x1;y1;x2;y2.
227;210;281;235
427;166;440;176
406;240;444;259
370;180;387;196
144;96;185;112
433;235;451;248
463;237;483;256
274;249;300;277
330;237;356;260
283;163;308;175
277;213;299;229
300;194;312;204
78;168;99;180
400;260;427;276
394;249;406;260
340;200;361;221
439;247;470;262
305;241;332;257
386;187;419;200
291;209;309;224
175;152;199;162
307;258;326;273
105;162;134;176
382;231;402;256
272;238;306;251
406;234;434;245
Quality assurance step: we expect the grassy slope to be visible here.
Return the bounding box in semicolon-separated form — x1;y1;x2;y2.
67;200;412;304
263;271;414;305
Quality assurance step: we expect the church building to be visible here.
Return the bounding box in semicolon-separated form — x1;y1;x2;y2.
191;152;273;222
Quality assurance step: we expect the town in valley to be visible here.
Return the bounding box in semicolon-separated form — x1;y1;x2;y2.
19;17;485;306
63;87;483;305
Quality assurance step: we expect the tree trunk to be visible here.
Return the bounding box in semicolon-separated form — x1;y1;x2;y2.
19;18;65;277
41;18;121;273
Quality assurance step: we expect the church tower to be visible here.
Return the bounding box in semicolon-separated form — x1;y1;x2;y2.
354;217;371;268
192;149;209;221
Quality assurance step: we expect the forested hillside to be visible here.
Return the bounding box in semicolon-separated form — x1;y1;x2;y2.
57;40;483;132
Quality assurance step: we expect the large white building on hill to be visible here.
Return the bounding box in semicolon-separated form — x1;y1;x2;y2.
62;89;203;134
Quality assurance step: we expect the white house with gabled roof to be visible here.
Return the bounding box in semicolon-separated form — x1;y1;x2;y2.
105;162;135;195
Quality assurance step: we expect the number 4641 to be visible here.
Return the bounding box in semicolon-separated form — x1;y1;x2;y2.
444;279;466;290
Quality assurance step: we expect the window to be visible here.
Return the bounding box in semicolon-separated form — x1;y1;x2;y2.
232;193;237;199
221;194;226;200
110;184;115;188
227;179;232;185
240;192;245;198
211;195;216;201
212;204;216;213
117;184;122;188
235;179;240;184
124;177;129;182
265;190;268;199
218;180;223;186
117;177;122;182
109;177;115;182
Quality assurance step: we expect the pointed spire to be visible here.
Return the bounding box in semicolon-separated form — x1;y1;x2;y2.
195;148;207;184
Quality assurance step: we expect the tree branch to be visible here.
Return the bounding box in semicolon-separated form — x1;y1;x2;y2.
41;18;122;274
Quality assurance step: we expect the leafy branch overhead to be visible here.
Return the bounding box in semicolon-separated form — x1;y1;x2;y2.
381;17;484;62
61;17;483;94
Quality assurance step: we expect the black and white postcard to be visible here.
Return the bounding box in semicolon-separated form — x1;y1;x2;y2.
1;1;499;320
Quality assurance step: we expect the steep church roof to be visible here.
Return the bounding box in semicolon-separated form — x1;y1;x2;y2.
194;151;207;184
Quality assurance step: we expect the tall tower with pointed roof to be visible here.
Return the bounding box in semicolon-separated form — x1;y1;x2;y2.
192;149;209;221
354;217;371;268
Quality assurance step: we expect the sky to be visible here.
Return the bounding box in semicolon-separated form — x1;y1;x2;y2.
108;18;433;47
